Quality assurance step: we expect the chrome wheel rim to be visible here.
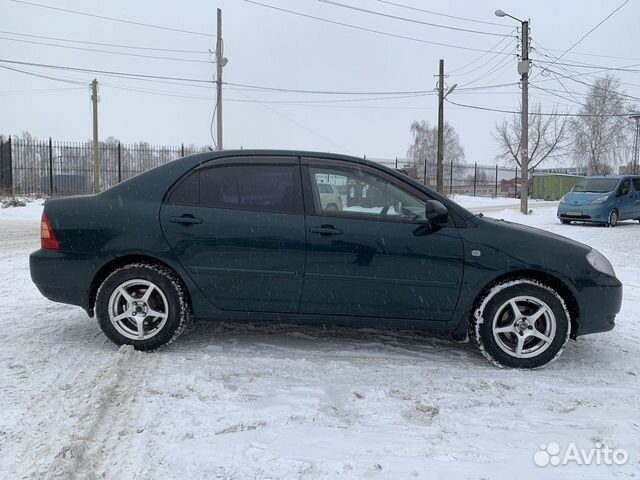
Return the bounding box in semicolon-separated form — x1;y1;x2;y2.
492;296;556;359
108;279;169;340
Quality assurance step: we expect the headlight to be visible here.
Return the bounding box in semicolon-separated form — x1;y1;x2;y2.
590;195;609;205
559;195;566;204
586;249;616;277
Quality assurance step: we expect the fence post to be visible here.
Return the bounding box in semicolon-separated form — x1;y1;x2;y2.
449;160;453;195
495;164;498;198
117;142;122;183
473;162;477;196
0;139;3;192
395;157;398;169
48;137;54;196
515;165;518;198
181;143;185;157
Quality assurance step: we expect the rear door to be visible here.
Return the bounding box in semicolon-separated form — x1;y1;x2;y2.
160;156;306;313
299;158;464;322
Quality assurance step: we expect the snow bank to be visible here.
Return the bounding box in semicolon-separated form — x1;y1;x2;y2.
0;198;44;221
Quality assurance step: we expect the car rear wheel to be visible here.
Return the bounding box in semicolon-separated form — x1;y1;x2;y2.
470;279;571;369
325;203;339;211
95;263;190;350
607;209;618;227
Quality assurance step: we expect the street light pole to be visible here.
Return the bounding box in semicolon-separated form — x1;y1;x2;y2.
496;9;530;214
630;113;640;175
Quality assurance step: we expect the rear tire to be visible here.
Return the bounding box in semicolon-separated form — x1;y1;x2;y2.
95;263;190;350
469;279;571;369
325;203;339;212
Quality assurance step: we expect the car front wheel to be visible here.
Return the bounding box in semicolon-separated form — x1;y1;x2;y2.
95;263;190;350
607;209;618;227
470;279;571;369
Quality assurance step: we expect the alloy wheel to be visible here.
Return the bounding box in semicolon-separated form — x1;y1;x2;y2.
108;279;169;340
491;296;557;359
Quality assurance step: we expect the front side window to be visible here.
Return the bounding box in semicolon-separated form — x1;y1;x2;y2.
308;165;426;221
633;178;640;191
619;179;631;196
168;164;303;214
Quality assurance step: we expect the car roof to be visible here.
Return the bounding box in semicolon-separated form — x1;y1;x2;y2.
582;175;639;180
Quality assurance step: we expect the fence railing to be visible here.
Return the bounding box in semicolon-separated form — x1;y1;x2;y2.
0;137;521;198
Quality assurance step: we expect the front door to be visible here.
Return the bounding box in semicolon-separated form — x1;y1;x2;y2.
299;159;464;321
632;178;640;219
616;179;634;220
160;157;306;313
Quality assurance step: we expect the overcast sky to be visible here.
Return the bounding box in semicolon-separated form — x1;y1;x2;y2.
1;0;638;165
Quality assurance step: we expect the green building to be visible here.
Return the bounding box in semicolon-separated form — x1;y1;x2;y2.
532;173;584;201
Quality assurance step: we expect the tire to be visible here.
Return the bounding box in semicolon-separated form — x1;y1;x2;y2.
325;203;339;212
607;209;618;227
469;279;571;369
561;219;571;225
95;263;190;350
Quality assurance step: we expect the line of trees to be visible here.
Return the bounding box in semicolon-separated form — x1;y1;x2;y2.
494;74;638;175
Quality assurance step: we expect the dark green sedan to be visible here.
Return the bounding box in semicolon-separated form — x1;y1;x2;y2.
30;151;622;368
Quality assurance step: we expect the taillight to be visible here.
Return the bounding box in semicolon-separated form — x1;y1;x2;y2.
41;212;60;250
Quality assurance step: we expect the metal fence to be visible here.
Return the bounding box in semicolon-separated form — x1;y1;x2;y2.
0;137;520;198
1;138;207;196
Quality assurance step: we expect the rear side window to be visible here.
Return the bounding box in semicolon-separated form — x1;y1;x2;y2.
199;165;303;214
167;172;199;205
633;178;640;191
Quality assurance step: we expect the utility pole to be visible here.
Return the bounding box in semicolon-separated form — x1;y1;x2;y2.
215;8;223;150
436;59;445;194
519;20;530;214
631;113;640;175
90;78;100;193
495;9;530;214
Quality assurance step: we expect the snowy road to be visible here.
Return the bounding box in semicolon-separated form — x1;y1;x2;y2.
1;203;639;479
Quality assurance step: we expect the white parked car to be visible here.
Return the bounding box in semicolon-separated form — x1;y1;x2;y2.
317;183;343;211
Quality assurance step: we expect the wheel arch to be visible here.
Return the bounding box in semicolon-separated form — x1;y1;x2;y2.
88;254;193;317
472;269;580;339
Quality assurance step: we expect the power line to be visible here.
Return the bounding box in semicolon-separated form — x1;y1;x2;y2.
0;63;87;86
458;45;517;87
0;36;214;64
227;85;353;153
372;0;511;28
317;0;513;37
542;67;640;101
448;31;516;75
0;86;84;96
0;58;214;84
446;97;633;116
10;0;215;38
533;58;640;73
243;0;519;55
533;0;629;78
0;30;210;54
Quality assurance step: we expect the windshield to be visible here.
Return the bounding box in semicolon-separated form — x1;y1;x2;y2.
572;178;619;193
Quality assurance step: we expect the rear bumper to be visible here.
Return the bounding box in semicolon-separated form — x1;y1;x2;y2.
557;203;610;223
30;249;114;312
573;275;622;336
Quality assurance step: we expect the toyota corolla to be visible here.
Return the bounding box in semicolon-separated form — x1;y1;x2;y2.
30;150;622;368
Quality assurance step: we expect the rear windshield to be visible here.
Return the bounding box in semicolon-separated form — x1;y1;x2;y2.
572;178;619;193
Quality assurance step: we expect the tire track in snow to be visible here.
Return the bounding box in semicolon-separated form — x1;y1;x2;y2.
38;345;153;479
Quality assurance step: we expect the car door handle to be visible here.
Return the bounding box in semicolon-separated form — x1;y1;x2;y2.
169;215;202;225
309;225;343;237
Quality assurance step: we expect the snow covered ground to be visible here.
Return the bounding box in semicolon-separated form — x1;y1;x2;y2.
1;198;639;479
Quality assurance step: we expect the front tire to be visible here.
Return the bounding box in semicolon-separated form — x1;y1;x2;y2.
561;219;571;225
607;209;618;227
470;279;570;369
95;263;190;350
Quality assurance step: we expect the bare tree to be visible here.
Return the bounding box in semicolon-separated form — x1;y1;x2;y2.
407;120;465;184
571;75;633;175
494;102;569;171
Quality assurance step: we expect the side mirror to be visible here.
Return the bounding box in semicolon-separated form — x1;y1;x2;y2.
425;200;449;226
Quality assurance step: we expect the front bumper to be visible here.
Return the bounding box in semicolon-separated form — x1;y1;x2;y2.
572;274;622;336
557;203;611;223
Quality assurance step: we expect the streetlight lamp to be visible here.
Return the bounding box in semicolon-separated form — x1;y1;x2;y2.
495;9;530;214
